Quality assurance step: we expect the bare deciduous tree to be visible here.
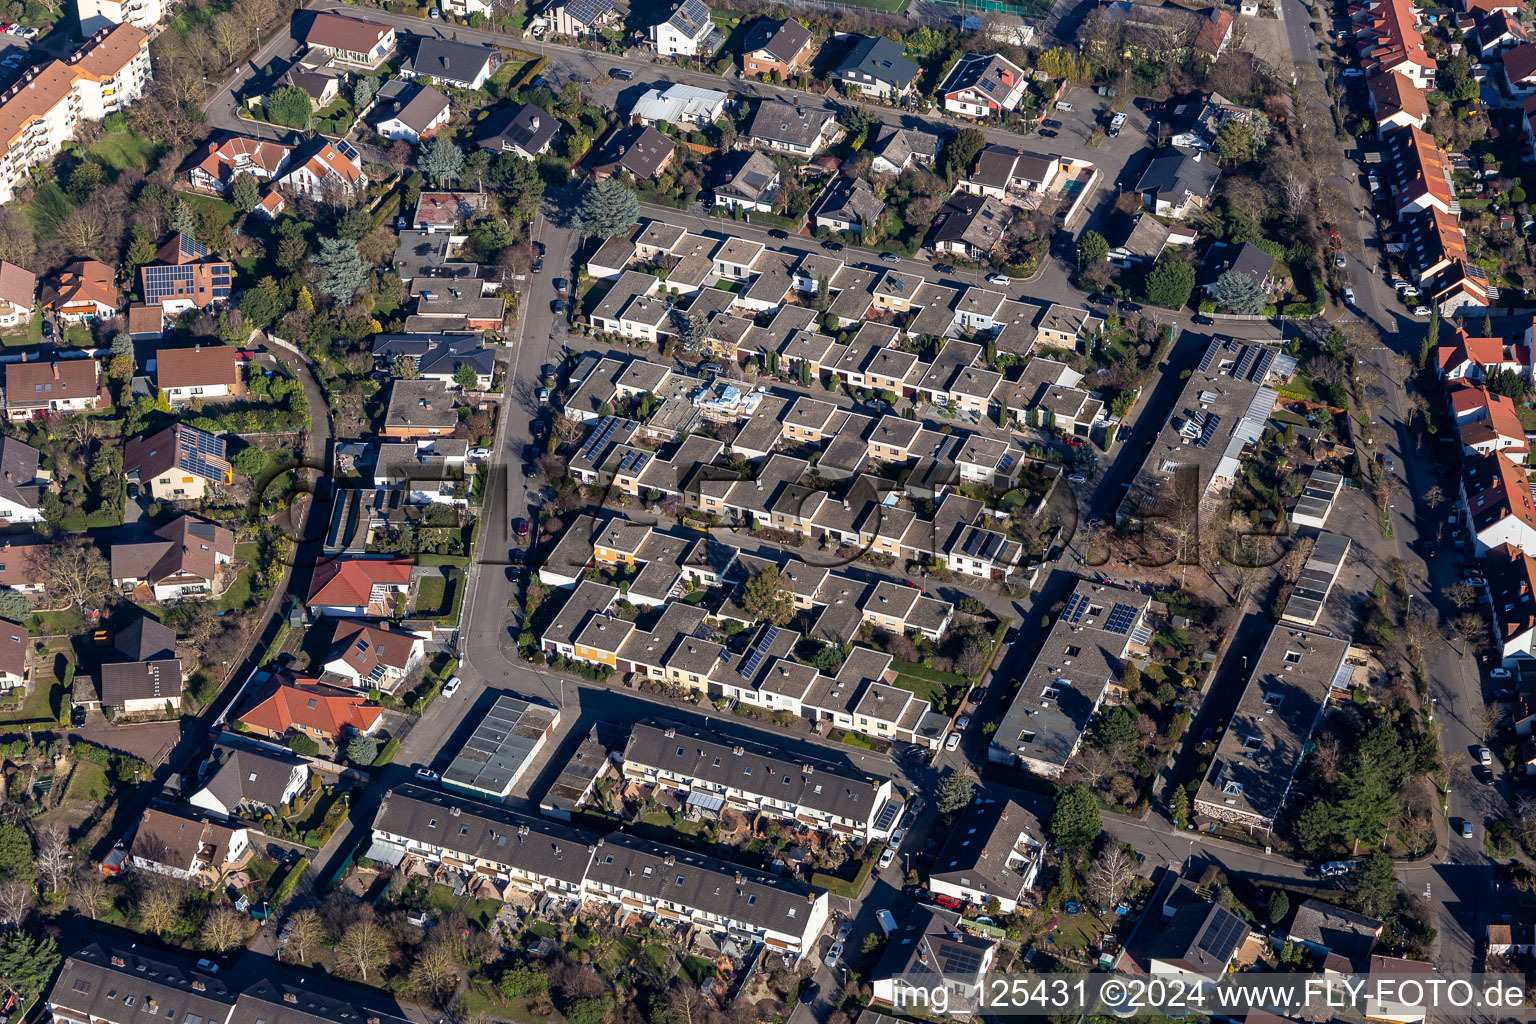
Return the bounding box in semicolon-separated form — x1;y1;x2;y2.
138;878;185;937
1478;703;1505;740
201;907;249;953
44;539;109;610
1087;845;1135;910
409;941;460;1006
0;879;33;926
1447;581;1477;611
1452;612;1487;644
35;821;72;894
72;872;111;920
282;908;323;964
337;919;392;980
1278;536;1315;584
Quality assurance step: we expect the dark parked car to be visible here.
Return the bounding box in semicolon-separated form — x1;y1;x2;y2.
551;299;567;313
821;240;844;251
1118;300;1142;312
553;278;568;292
767;229;788;239
41;319;52;338
1042;119;1062;128
933;263;954;273
611;68;634;80
1086;293;1112;306
523;463;536;478
530;419;547;438
1038;128;1058;138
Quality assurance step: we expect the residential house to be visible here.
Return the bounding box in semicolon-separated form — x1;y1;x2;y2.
127;303;164;340
1425;258;1491;315
384;379;459;438
0;537;48;595
275;138;368;200
183;135;292;196
42;260;116;323
98;656;182;715
440;0;492;18
1505;42;1536;95
1367;71;1430;135
1485;542;1536;662
305;12;396;67
927;796;1043;912
0;25;154;206
812;176;884;234
1035;303;1102;350
110;515;235;601
306;558;413;616
1404;206;1469;284
1107;214;1187;266
1354;0;1435;87
402;38;495;90
155;344;240;402
1384;125;1454;215
476;102;559;159
1472;9;1528;56
1436;327;1532;382
991;580;1152;775
871;905;998;1008
238;676;383;745
375;85;450;144
1194;623;1356;833
273;63;341;108
549;0;621;37
189;744;311;819
141;234;233;313
409;192;489;234
713;150;781;213
743;100;838;158
0;619;24;688
620;720;898;840
589;125;676;181
1200;241;1276;297
124;423;233;500
1148;897;1251;987
4;357;103;419
0;436;48;523
373;335;496;389
631;83;728;127
650;0;715;57
1099;1;1234;60
869;126;941;176
1286;899;1382;968
1168;92;1261;150
1135;150;1220;219
930;194;1015;258
323;619;427;692
46;944;238;1024
741;18;815;77
830;35;920;101
939;52;1027;118
370;783;598;899
130;806;250;881
1450;379;1529;462
0;261;34;328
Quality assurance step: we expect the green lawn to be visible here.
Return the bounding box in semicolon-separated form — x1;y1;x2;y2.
893;673;946;711
426;882;503;931
416;553;469;567
27;607;87;637
415;570;464;622
0;678;62;725
680;955;715;985
65;762;110;804
88;133;166;174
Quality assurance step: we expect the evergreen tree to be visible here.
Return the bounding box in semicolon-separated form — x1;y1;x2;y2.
1215;268;1268;315
935;770;975;816
1168;786;1189;828
572;178;640;239
1050;786;1102;854
1076;230;1109;267
295;286;314;313
0;932;60;999
1347;850;1399;918
1268;890;1289;925
353;76;378;110
231;171;260;214
347;734;379;765
172;198;196;237
125;225;156;282
313;237;370;302
740;565;794;626
420;138;465;185
110;331;133;359
1144;258;1195;309
1419;310;1440;369
454;363;480;390
266;86;312;129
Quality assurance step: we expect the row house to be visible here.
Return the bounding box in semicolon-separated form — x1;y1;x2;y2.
0;24;152;205
621;721;898;840
1449;379;1529;463
1435;326;1534;382
1460;449;1536;554
1384;125;1455;215
1486;542;1536;663
1366;70;1429;136
1353;0;1435;87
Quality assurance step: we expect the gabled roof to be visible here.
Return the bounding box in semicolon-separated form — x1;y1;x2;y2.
1487;542;1536;643
1367;69;1429;124
326;619;423;683
1505;41;1536;82
714;149;780;201
408;37;493;81
0;435;43;512
742;18;812;64
381;85;449;135
1463;450;1536;537
591;125;675;179
941;51;1025;102
307;557;413;607
745;99;834;149
476;102;558;154
1136;149;1220;202
132;806;241;870
0;260;34;310
42;259;115;311
306;11;393;53
0;618;23;679
99;659;182;706
199;744;306;811
185;135;292;182
832;35;919;89
113;616;177;662
156;344;239;390
931;193;1015;251
815;176;884;226
1384;124;1453;211
285;139;365;187
124;423;232;486
110;515;234;586
48;943;236;1024
662;0;712;39
5;357;100;411
239;676;383;738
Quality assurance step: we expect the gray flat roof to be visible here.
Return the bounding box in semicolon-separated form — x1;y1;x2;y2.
1281;532;1352;627
442;694;561;799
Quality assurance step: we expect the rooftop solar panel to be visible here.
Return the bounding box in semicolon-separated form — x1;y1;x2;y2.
1196;412;1222;448
579;416;618;461
1103;602;1139;635
1196;337;1223;373
1232;345;1258;382
1063;592;1086;624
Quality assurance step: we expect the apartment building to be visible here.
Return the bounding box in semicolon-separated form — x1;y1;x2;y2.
992;580;1153;776
928;796;1043;912
79;0;164;33
621;721;899;840
0;24;151;205
1460;450;1536;554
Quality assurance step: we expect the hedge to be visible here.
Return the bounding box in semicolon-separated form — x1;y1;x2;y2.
510;56;547;92
272;856;308;908
811;848;880;899
372;737;400;767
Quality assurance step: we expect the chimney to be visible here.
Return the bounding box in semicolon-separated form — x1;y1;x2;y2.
531;115;540;132
51;363;59;379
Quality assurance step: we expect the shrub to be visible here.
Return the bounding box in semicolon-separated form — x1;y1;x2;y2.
288;734;318;757
272;857;308;907
372;737;400;767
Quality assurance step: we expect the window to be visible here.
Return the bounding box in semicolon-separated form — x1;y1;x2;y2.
1242;736;1263;752
676;746;685;756
676;875;685;886
1018;730;1036;744
1283;651;1302;664
1263;692;1284;709
747;894;757;904
1222;780;1243;795
428;818;437;828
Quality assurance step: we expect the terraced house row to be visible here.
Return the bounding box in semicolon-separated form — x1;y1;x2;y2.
368;784;830;960
584;220;1110;432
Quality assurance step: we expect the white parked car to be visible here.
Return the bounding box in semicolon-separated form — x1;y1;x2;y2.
1480;746;1492;765
1491;667;1513;679
1343;287;1356;305
945;731;961;751
415;767;440;781
986;274;1011;286
441;676;462;698
877;847;895;870
1413;306;1431;316
824;941;843;967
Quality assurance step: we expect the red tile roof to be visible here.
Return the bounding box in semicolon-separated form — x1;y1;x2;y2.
1358;0;1435;73
1386;125;1454;211
1465;450;1536;536
187;136;292;183
1367;70;1428;124
156;344;239;390
238;676;382;740
307;558;413;608
42;259;115;312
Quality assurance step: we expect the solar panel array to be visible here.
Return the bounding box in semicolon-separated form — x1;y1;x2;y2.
738;625;780;678
1196;412;1222;448
1233;344;1259;382
143;265;196;303
1063;592;1087;624
1198;909;1249;961
616;449;652;477
579;416;619;461
1103;602;1139;635
334;139;360;163
178;235;209;261
1196;336;1224;373
565;0;613;23
177;426;228;483
933;937;988;977
873;802;900;831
